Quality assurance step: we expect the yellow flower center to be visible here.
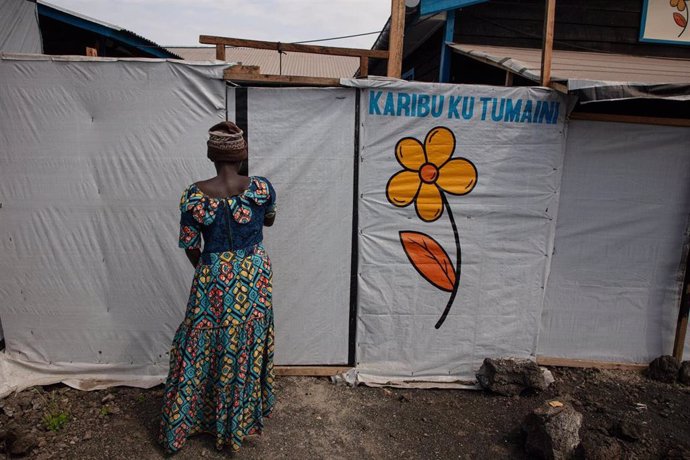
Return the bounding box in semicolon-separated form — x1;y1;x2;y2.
419;163;439;184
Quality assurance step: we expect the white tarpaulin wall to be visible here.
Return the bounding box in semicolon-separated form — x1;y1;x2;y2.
539;120;690;362
0;57;356;396
349;80;569;383
1;59;688;394
0;0;42;54
242;87;354;365
0;56;227;395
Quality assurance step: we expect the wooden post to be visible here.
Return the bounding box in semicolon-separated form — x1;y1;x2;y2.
215;44;226;61
387;0;405;78
540;0;556;86
673;241;690;361
359;56;369;78
504;71;514;86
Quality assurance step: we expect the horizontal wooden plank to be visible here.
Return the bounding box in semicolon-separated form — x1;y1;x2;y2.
570;112;690;128
275;366;352;376
201;35;389;59
226;64;260;75
537;356;647;371
222;71;342;86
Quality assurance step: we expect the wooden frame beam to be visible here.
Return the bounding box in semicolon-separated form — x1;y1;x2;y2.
275;366;352;376
200;35;389;59
536;356;646;371
540;0;556;86
222;70;341;87
569;112;690;128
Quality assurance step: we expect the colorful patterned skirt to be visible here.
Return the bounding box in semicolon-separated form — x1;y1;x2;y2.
159;244;275;453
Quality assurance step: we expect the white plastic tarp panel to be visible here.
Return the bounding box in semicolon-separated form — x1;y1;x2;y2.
539;120;690;362
0;0;42;54
0;56;227;396
244;87;355;365
354;81;569;382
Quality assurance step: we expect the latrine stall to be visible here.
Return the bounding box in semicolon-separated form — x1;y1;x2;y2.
0;55;688;395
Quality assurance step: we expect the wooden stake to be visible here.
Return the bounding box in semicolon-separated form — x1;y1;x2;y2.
215;44;226;61
387;0;405;78
673;238;690;361
540;0;556;86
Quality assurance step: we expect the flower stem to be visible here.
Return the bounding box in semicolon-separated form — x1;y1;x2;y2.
435;194;461;329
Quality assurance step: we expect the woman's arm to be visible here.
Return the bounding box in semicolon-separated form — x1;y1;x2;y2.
185;248;201;268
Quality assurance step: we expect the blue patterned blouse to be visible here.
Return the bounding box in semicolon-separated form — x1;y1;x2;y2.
178;176;276;255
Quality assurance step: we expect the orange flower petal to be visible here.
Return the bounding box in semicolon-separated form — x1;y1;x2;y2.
424;127;455;167
437;158;477;196
415;182;443;222
386;170;421;207
395;137;425;171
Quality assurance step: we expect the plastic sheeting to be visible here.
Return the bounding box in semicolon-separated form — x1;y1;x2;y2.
0;56;227;396
1;64;688;394
243;87;355;365
0;0;42;54
539;120;690;362
353;80;570;383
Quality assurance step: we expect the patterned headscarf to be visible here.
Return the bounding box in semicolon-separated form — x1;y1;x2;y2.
207;121;248;162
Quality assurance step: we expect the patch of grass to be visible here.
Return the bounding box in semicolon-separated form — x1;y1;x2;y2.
43;410;70;431
99;406;112;417
135;394;146;404
36;389;71;432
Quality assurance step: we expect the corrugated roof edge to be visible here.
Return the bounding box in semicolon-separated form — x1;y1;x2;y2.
36;0;182;60
0;52;225;66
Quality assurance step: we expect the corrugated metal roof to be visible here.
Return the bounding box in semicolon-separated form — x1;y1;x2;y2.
449;43;690;85
169;46;360;78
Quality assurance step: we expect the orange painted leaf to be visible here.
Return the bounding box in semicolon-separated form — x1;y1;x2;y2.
674;12;687;27
400;231;456;292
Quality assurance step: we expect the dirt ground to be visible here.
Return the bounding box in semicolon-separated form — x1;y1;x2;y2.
1;368;689;459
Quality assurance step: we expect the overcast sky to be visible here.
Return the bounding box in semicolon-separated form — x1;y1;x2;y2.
45;0;392;49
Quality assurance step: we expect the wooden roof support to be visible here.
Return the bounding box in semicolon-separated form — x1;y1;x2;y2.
540;0;556;86
387;0;405;78
200;35;389;59
215;44;225;61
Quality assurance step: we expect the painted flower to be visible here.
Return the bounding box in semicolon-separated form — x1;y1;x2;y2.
671;0;686;11
386;127;477;222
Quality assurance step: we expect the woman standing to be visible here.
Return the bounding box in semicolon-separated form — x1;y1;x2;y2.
159;121;277;453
